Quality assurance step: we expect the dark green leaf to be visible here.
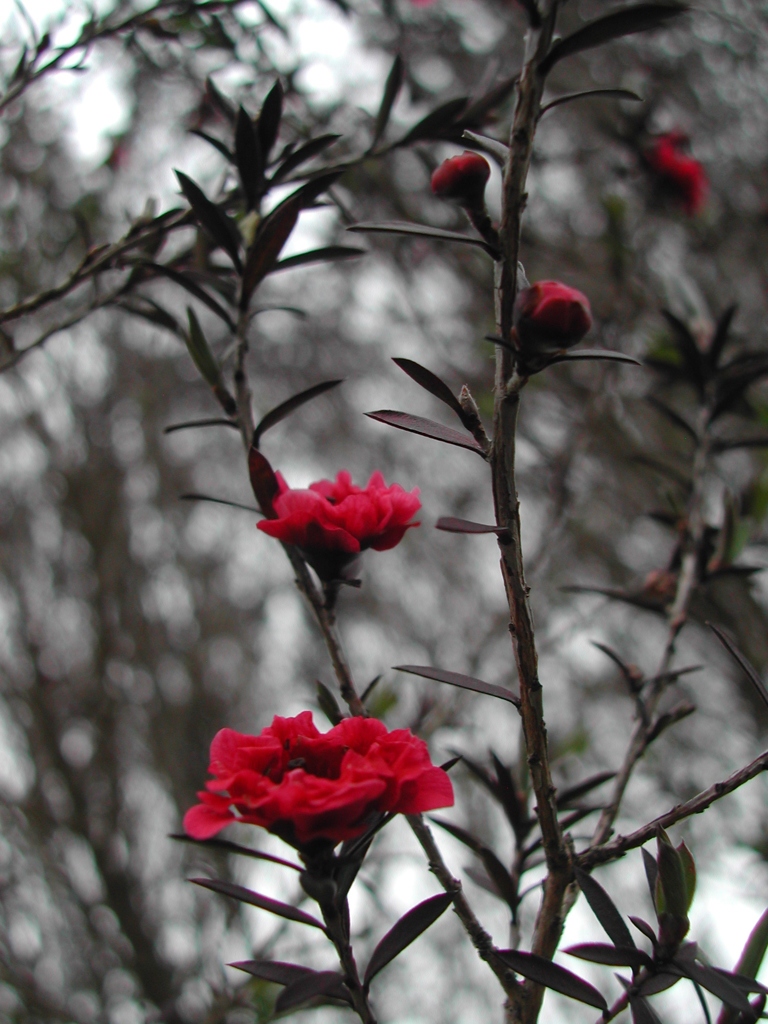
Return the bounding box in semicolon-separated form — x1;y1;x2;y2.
178;493;259;514
637;970;683;996
230;960;313;985
185;307;221;386
270;134;341;184
459;74;520;129
170;834;300;869
540;4;688;77
399;97;469;144
661;310;705;389
364;893;453;987
235;106;263;210
708;303;737;371
392;357;469;424
712;968;768;995
253;379;343;447
734;908;768;984
546;348;642;367
557;771;616;808
175;171;242;271
677;840;696;911
316;680;344;725
190;129;234;162
540;88;642;115
564;943;652;969
137;261;235;330
394;665;520;705
191;878;326;929
241;172;342;305
348;220;495;256
675;960;752;1013
164;418;238;435
205;76;236;122
365;411;486;455
642;847;659;906
371;54;404;150
709;624;768;711
258;79;284;160
646;396;697;441
273;245;366;271
248;446;281;517
496;949;608;1009
629;915;658;946
276;971;351;1012
435;517;509;535
629;995;665;1024
574;866;636;949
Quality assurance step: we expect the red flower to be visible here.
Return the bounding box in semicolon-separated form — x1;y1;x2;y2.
646;133;707;216
183;712;454;846
431;152;491;209
514;280;592;351
257;471;420;578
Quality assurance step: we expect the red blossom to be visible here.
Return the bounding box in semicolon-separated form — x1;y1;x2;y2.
431;151;491;209
514;280;592;351
646;133;708;216
183;711;454;846
256;471;420;578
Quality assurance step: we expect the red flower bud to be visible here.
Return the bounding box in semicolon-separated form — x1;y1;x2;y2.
257;470;421;581
513;280;592;351
431;151;491;209
183;712;454;848
646;133;707;216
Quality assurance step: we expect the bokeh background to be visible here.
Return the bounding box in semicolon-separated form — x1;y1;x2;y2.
3;1;768;1021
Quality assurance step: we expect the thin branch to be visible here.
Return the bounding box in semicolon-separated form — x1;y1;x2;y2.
579;748;768;870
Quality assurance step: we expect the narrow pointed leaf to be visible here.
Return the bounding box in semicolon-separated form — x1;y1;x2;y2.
677;840;696;911
185;308;221;385
459;73;520;129
190;129;234;162
395;665;520;706
175;171;242;271
258;79;283;159
164;417;238;435
630;915;658;946
629;995;665;1024
178;493;259;514
364;893;453;987
254;379;343;447
274;246;366;271
642;847;659;906
709;303;737;371
647;396;697;440
496;949;608;1009
392;357;466;419
675;960;752;1013
242;172;342;304
270;134;341;184
574;866;635;948
558;772;616;809
734;908;768;983
564;943;653;969
662;309;706;388
235;105;263;210
366;411;486;454
170;834;300;869
348;220;495;255
230;960;313;985
399;97;469;144
712;968;768;994
138;261;235;329
248;446;280;516
276;971;351;1012
429;817;484;853
191;878;326;929
638;970;683;995
541;88;642;115
436;517;509;535
540;4;688;77
205;76;236;122
316;680;344;725
709;624;768;711
547;348;642;366
371;54;404;149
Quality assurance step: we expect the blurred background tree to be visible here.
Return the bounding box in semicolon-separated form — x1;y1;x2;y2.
3;1;768;1022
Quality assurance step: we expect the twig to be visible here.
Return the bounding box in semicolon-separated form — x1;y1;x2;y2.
579;748;768;870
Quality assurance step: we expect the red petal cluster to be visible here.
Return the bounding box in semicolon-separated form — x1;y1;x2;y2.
257;471;420;555
184;712;454;846
431;151;491;208
647;133;707;216
514;280;592;351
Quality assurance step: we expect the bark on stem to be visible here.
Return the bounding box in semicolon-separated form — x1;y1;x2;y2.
493;6;567;1021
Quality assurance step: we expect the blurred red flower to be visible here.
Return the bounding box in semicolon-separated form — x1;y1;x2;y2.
646;133;707;216
514;280;592;351
184;712;454;846
257;471;420;578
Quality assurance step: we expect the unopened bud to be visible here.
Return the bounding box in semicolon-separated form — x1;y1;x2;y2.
431;152;491;210
513;280;592;352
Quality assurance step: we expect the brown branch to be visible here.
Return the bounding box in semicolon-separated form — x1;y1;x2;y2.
579;748;768;870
